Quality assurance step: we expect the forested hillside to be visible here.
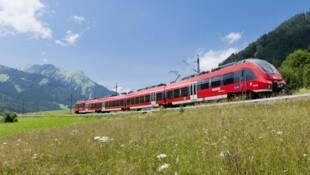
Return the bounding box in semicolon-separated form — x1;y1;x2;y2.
221;12;310;68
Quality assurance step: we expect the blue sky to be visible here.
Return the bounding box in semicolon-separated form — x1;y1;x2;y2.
0;0;309;92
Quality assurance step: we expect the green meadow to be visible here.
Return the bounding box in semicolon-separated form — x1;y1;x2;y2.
0;99;309;174
0;116;104;137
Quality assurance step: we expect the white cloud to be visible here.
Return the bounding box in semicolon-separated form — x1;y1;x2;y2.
199;48;239;71
223;32;242;44
55;30;80;46
0;0;52;38
70;15;85;25
55;39;66;46
42;58;48;63
64;30;79;44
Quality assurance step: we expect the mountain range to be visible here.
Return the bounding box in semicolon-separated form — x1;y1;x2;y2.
0;64;113;113
221;12;310;68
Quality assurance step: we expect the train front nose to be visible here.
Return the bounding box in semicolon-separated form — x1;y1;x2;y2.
266;73;286;92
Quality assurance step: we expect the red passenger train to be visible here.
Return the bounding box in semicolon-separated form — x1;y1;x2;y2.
74;59;285;114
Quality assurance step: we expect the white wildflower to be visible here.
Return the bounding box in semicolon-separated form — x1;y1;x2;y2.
158;163;170;171
220;152;225;158
98;136;110;143
94;136;101;140
120;144;125;148
220;150;230;158
3;142;7;145
17;139;21;142
54;139;59;142
303;154;307;157
94;136;113;143
32;154;38;159
276;131;283;135
157;154;167;159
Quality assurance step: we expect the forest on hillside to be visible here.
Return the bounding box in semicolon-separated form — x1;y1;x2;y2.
221;12;310;68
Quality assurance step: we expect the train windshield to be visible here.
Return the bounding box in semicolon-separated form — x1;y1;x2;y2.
249;59;278;73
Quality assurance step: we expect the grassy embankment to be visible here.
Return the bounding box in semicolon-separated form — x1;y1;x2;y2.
0;99;309;174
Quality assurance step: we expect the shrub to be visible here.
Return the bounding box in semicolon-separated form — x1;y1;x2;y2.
279;49;310;92
2;110;18;123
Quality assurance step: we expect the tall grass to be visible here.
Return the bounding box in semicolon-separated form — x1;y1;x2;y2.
0;99;309;174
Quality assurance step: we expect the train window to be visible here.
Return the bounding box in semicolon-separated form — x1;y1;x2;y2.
140;96;144;103
234;71;242;83
131;98;135;104
211;76;222;87
174;89;180;98
116;100;120;106
250;59;278;73
223;73;234;85
167;90;173;99
181;87;189;96
156;92;163;101
127;99;130;105
135;97;139;104
245;69;256;80
200;79;209;89
145;95;150;102
197;81;201;90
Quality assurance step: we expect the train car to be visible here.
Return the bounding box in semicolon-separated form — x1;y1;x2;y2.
74;98;102;114
74;100;86;114
125;84;166;110
163;58;285;106
75;58;285;113
101;94;127;112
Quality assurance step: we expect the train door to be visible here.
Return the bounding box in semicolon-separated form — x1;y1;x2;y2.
189;82;197;101
241;69;247;92
85;103;89;112
236;69;248;97
102;101;106;111
150;92;156;107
